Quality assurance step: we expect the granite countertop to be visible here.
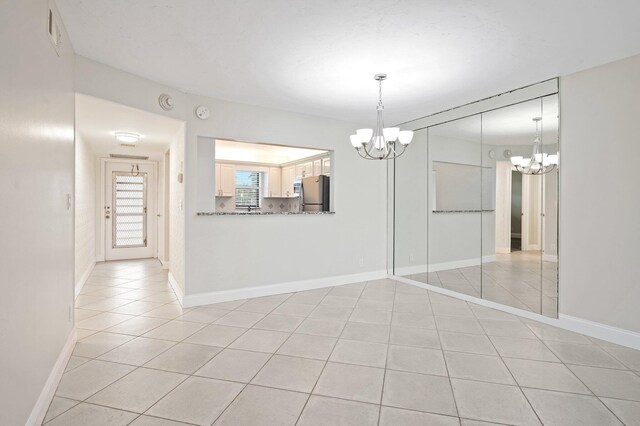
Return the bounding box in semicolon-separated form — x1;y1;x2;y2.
197;211;335;216
432;210;495;213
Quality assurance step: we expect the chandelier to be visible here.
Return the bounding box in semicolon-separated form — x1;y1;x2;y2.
350;74;414;160
510;117;558;174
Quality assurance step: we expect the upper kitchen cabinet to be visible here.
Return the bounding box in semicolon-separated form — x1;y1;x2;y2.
313;159;322;176
295;161;313;179
267;167;282;197
215;163;235;196
321;157;331;176
281;166;295;197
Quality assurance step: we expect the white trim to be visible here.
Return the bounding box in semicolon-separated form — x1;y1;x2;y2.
542;254;558;262
183;270;388;308
394;264;428;276
168;271;184;304
495;248;511;254
557;314;640;351
75;259;95;298
393;275;640;351
161;259;170;269
394;255;497;276
26;329;77;426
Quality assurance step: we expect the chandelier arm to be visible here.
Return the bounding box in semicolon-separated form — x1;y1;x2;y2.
391;144;407;159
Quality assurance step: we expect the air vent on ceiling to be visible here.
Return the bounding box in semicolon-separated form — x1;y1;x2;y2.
120;143;136;148
110;154;149;160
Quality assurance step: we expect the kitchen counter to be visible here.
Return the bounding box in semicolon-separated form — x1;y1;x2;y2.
197;211;335;216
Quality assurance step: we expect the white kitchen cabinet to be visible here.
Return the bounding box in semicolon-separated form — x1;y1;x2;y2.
296;161;313;178
321;157;331;176
215;163;235;196
313;159;322;176
281;166;295;197
267;167;282;197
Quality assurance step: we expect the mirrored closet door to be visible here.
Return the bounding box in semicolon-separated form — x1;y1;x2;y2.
392;88;559;317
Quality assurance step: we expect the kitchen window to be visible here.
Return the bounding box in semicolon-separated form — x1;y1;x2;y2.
235;171;261;208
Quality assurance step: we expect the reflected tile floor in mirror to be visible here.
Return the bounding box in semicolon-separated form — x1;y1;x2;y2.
405;251;558;316
44;259;639;425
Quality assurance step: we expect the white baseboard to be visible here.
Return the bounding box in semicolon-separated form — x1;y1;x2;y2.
557;314;640;350
26;328;77;426
393;275;640;351
75;259;95;298
394;255;497;276
168;271;184;305
160;259;170;270
183;269;388;308
542;254;558;262
495;247;511;254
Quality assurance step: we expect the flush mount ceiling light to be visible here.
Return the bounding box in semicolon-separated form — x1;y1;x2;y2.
350;74;413;160
510;117;558;174
114;132;140;143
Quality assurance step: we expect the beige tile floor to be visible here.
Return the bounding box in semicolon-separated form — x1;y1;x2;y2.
43;259;640;425
405;251;559;316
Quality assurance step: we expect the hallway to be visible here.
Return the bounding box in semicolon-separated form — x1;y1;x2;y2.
43;260;640;425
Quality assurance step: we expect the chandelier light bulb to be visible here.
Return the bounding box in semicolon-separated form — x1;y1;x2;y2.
382;127;400;142
350;134;363;148
357;128;373;144
398;130;414;146
510;156;523;166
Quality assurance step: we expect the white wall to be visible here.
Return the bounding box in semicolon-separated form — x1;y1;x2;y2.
75;133;96;292
186;93;387;297
74;57;387;301
169;125;186;293
0;1;75;424
559;54;640;333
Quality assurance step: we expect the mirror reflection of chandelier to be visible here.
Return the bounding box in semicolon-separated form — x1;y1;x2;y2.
510;117;558;174
350;74;414;160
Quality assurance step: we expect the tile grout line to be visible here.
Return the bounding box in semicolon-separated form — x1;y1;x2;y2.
472;305;545;425
293;281;366;425
377;277;398;425
428;289;461;420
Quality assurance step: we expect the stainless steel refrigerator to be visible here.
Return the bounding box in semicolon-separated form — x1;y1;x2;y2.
301;175;330;212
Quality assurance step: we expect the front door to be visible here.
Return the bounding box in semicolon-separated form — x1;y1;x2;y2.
105;161;156;260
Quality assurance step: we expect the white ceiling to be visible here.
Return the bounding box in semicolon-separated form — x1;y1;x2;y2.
57;1;640;124
76;94;184;159
215;139;327;165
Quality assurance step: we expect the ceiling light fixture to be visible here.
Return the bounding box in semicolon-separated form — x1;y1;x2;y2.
510;117;558;174
350;74;413;160
114;132;140;143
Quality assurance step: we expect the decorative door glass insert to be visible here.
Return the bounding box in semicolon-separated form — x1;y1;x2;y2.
112;173;147;248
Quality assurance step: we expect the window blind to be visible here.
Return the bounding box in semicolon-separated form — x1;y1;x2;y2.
235;171;261;208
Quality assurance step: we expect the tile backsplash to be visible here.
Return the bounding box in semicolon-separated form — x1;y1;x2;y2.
216;196;299;213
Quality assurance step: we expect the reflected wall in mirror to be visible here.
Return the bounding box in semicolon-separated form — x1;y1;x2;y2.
393;129;427;278
426;115;483;298
393;89;559;317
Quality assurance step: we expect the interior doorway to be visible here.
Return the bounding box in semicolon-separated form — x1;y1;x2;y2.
495;162;543;254
510;170;522;251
